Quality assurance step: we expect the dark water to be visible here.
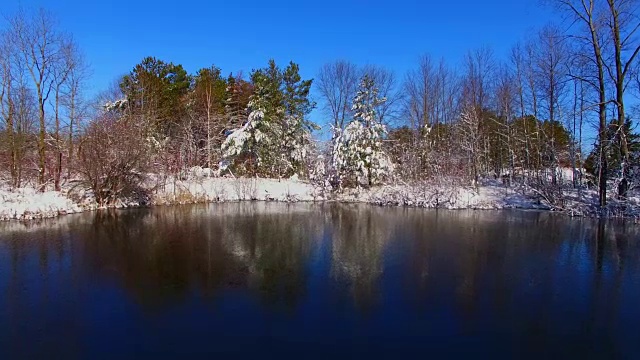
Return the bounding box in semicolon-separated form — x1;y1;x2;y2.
0;203;639;359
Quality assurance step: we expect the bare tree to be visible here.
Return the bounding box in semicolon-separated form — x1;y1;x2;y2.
459;107;483;186
494;65;518;184
461;47;496;179
535;24;570;185
361;65;401;126
51;37;75;191
77;110;150;206
403;55;438;130
316;60;358;132
554;0;609;207
63;46;89;179
511;42;537;175
8;9;67;191
192;66;226;168
511;43;528;119
604;0;640;198
0;29;18;186
463;47;495;111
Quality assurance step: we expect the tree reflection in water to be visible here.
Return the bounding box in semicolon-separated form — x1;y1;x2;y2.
1;205;640;357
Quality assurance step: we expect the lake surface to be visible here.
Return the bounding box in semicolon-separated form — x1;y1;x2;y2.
0;203;639;358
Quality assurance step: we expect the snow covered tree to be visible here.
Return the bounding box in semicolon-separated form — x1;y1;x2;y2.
332;74;392;188
280;62;318;177
220;60;316;177
224;73;252;130
584;118;640;195
120;57;190;136
219;68;276;176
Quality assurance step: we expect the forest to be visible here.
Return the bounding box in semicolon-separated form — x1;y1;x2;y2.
1;0;640;213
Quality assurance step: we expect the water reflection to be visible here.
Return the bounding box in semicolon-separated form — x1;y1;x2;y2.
77;204;324;310
327;205;391;311
1;205;639;357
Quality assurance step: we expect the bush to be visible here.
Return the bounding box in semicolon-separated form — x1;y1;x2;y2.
76;115;151;205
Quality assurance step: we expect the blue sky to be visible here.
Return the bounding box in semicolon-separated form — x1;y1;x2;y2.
2;0;558;130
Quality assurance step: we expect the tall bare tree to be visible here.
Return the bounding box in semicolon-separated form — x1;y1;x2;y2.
51;38;75;190
535;24;570;185
555;0;609;207
511;43;537;174
0;29;18;187
604;0;640;198
461;47;496;180
494;65;517;183
63;43;88;179
317;60;358;132
403;55;438;130
193;66;226;168
8;9;66;191
361;65;401;126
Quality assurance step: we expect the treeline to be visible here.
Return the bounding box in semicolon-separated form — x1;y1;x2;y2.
1;1;640;209
0;9;87;192
316;0;640;206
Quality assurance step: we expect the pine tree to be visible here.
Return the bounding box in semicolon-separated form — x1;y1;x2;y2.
585;118;640;194
220;60;316;177
220;69;275;176
280;61;317;177
120;57;190;135
332;75;392;187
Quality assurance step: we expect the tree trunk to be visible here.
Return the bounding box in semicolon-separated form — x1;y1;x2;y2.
3;75;18;188
608;0;631;199
68;91;75;179
37;86;47;192
54;87;62;191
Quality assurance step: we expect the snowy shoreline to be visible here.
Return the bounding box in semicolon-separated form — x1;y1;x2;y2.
1;177;638;222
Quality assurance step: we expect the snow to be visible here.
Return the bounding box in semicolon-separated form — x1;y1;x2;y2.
332;75;392;187
152;176;322;204
0;186;82;220
336;181;549;210
103;98;128;112
2;175;639;222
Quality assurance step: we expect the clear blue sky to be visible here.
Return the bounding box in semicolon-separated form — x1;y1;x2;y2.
2;0;558;129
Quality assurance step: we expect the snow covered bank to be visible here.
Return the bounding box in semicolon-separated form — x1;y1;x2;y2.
1;176;639;221
0;186;82;220
339;182;549;210
152;176;322;204
0;177;322;221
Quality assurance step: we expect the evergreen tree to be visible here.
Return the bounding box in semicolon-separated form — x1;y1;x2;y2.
585;118;640;192
220;69;276;176
280;61;317;176
120;56;190;135
332;75;392;187
220;60;316;177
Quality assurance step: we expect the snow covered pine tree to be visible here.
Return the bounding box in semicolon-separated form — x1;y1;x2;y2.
332;74;393;188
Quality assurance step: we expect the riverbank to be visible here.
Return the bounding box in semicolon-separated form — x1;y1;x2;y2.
1;176;639;221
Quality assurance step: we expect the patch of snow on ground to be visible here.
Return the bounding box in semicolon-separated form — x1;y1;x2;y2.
152;176;323;204
2;174;639;222
339;181;548;210
0;186;82;220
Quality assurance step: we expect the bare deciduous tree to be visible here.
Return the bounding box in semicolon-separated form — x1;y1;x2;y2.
317;60;358;132
51;37;76;191
361;65;401;126
0;29;18;187
604;0;640;198
63;46;89;179
535;24;570;186
8;9;68;191
554;0;609;207
77;111;150;206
